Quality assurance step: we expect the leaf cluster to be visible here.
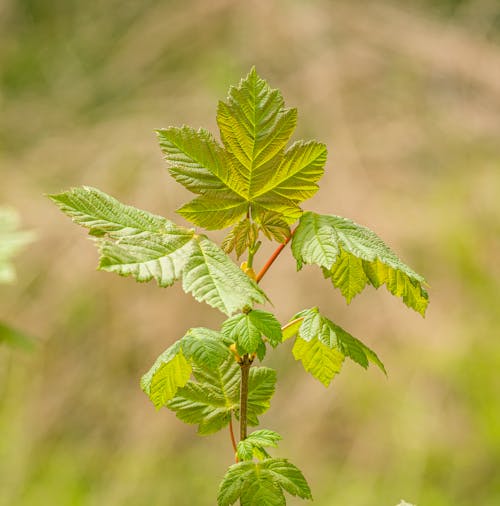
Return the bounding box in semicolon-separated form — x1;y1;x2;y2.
49;67;429;506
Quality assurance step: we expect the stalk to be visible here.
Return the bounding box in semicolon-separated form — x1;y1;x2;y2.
239;354;252;441
255;228;296;283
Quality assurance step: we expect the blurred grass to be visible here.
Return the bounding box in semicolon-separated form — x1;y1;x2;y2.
1;0;500;504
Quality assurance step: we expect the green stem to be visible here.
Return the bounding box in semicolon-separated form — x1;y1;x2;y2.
246;240;261;269
239;354;252;441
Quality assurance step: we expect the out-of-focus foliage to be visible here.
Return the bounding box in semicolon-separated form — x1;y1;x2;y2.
0;208;33;348
0;0;499;505
0;208;32;284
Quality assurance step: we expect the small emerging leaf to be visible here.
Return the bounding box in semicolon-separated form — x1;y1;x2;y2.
255;211;291;243
222;310;282;359
221;219;259;258
237;429;282;461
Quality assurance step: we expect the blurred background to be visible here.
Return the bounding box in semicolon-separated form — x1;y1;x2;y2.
1;0;499;504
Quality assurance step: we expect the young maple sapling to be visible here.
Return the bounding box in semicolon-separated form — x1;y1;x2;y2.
50;68;428;505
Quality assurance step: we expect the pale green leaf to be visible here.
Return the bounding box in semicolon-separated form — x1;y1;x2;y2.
98;230;194;287
183;237;266;315
293;337;344;387
49;186;168;237
281;317;304;342
291;307;386;385
141;341;192;409
292;212;429;315
291;211;339;269
51;187;267;316
324;248;368;302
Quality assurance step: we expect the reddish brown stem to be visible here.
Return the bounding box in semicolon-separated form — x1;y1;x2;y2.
255;228;296;283
229;415;238;461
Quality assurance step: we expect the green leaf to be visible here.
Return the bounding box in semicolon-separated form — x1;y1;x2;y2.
167;356;276;434
157;126;245;196
141;341;192;409
293;337;344;387
0;322;35;350
183;237;266;315
253;140;327;212
246;367;277;426
0;208;33;284
247;310;282;347
281;317;304;342
237;429;282;461
49;186;168;237
177;194;249;230
222;313;263;357
222;310;282;357
98;229;195;287
50;187;267;316
292;212;429;315
161;68;327;233
180;327;230;369
291;307;385;385
218;458;312;506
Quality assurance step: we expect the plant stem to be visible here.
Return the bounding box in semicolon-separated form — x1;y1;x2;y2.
255;228;296;283
239;354;252;441
229;415;238;461
246;240;261;269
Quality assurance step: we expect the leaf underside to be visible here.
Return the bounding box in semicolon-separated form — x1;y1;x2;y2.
49;186;266;316
157;67;327;233
292;212;429;315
